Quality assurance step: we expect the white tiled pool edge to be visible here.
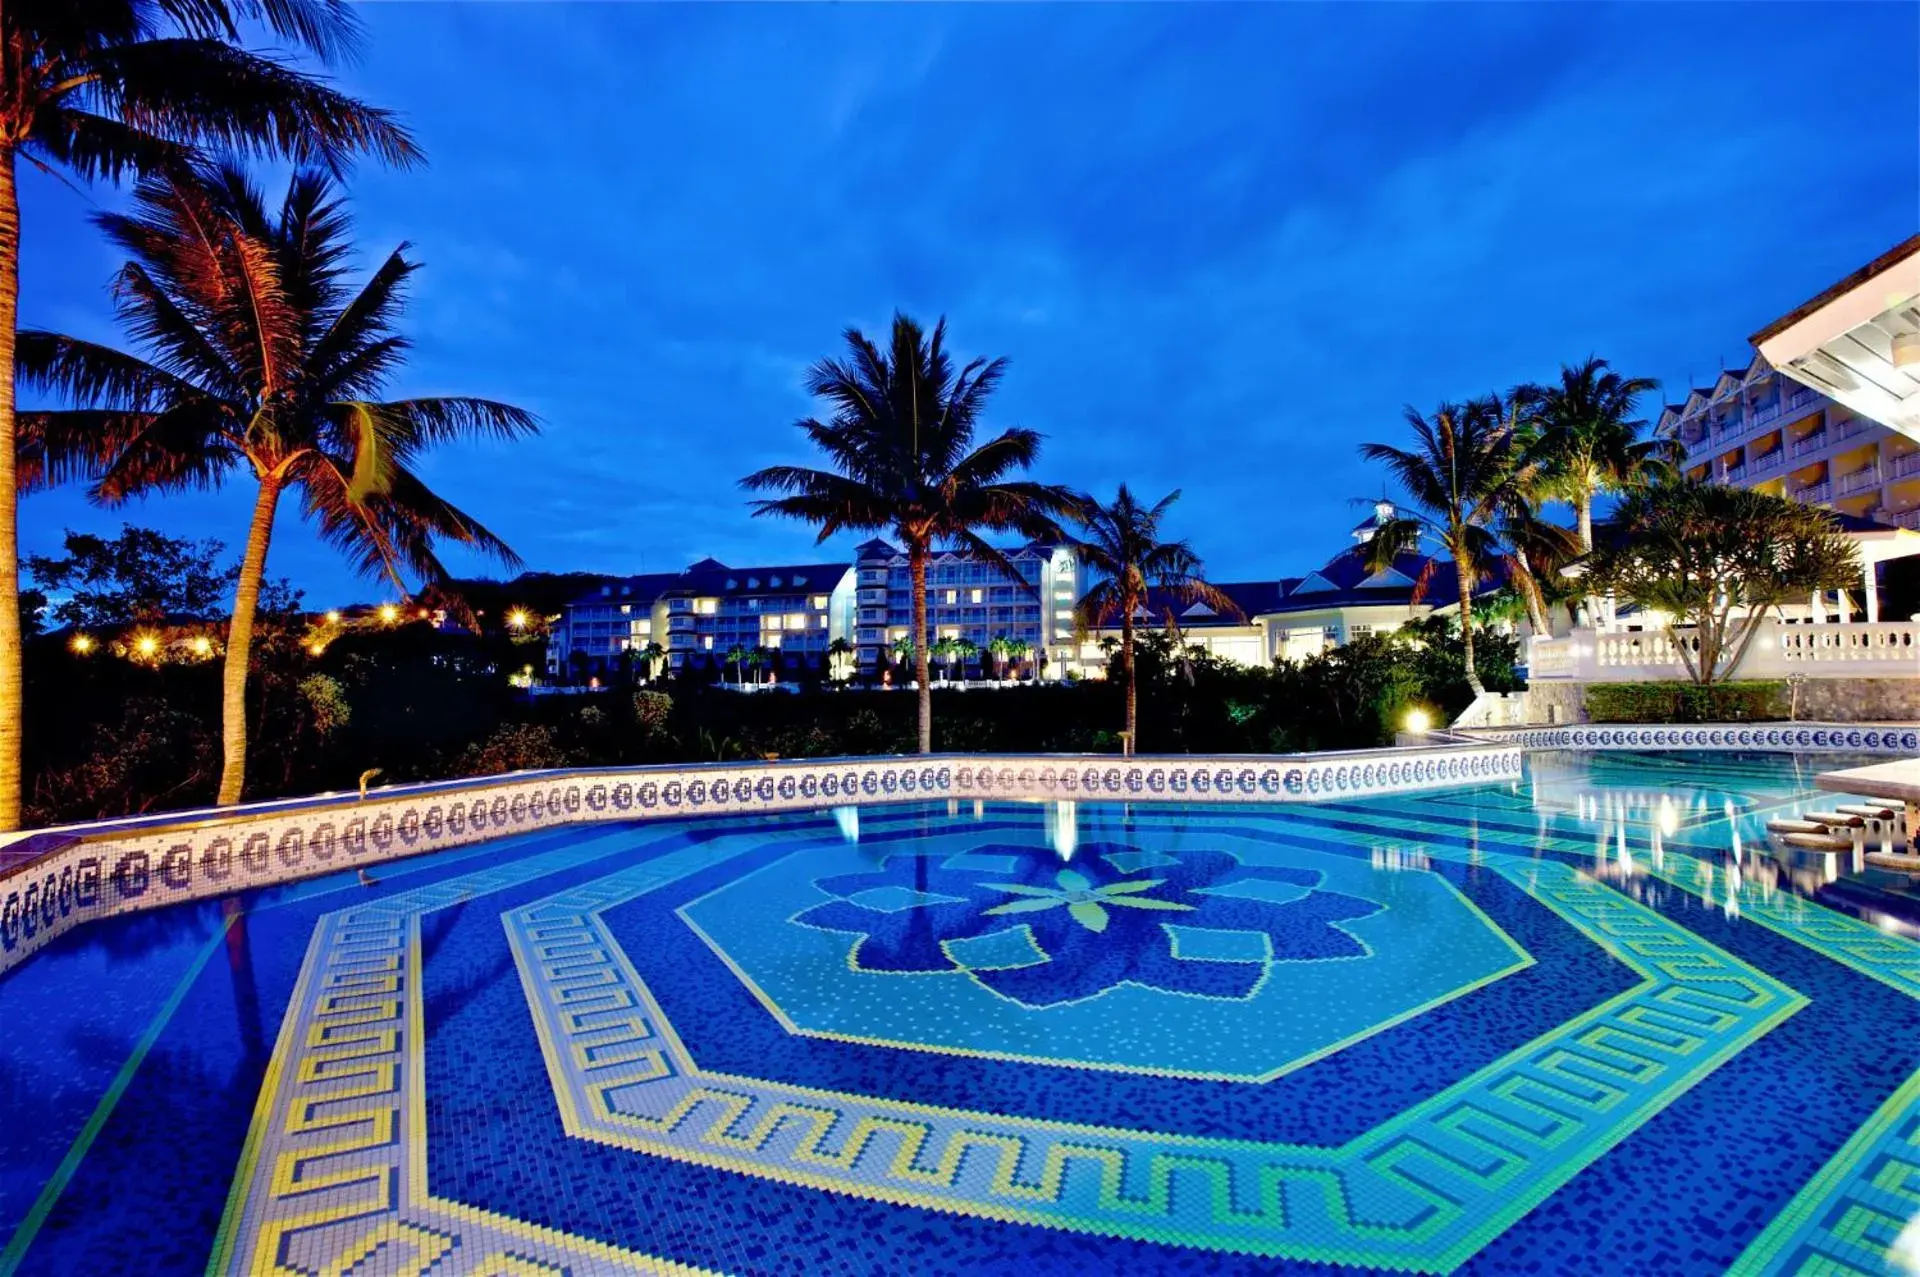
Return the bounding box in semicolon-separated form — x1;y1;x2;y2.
0;746;1520;976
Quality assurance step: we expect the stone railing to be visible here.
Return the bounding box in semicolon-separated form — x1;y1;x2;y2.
0;744;1523;977
1530;622;1920;682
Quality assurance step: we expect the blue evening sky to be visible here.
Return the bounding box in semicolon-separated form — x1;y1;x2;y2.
19;3;1917;606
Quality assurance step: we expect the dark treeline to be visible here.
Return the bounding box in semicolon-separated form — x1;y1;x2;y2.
25;616;1517;827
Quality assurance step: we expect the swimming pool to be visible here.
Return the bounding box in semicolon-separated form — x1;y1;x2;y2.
2;748;1918;1275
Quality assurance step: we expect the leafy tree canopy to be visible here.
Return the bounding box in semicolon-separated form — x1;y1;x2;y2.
29;525;236;628
1583;484;1861;685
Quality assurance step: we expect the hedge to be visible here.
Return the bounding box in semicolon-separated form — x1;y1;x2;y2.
1583;680;1788;724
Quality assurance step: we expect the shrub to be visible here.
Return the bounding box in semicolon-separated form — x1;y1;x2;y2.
1584;681;1787;724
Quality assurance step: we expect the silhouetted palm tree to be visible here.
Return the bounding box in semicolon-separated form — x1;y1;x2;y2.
1524;357;1675;552
1;0;418;830
19;163;534;805
742;313;1077;752
1359;399;1544;696
1072;485;1239;751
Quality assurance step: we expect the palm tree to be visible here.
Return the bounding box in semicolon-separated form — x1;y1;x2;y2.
638;640;666;682
952;636;979;682
1;0;418;830
19;163;534;806
1358;398;1545;696
987;632;1016;683
824;636;855;682
1524;357;1675;552
742;313;1077;752
931;634;960;683
724;643;749;688
1071;485;1239;752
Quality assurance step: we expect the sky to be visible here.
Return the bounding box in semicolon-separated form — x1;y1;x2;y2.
18;2;1919;606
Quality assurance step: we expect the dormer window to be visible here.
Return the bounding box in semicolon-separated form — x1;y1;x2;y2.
747;577;760;589
770;575;782;587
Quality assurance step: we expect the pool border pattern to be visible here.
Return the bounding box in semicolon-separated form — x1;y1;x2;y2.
0;745;1523;977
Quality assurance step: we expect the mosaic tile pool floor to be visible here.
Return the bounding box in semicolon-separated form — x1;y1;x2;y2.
5;749;1920;1275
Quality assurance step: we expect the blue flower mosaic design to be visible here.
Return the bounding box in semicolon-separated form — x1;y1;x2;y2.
792;842;1382;1008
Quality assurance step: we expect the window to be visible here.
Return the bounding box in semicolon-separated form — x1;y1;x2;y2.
764;615;784;631
770;575;782;587
812;595;828;609
819;615;830;629
944;589;958;605
619;604;631;615
747;577;760;589
694;598;717;615
969;588;983;604
766;633;782;648
702;635;714;650
787;613;808;629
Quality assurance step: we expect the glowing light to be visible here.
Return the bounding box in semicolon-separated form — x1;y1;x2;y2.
69;633;94;655
324;610;342;625
307;642;326;657
133;633;160;659
1657;796;1679;836
189;635;212;657
378;604;400;624
507;608;530;630
416;608;429;620
1404;708;1431;734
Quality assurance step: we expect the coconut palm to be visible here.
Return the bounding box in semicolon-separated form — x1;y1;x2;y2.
637;640;666;682
1524;357;1676;552
724;643;749;688
742;313;1078;752
824;636;855;682
1071;485;1240;752
1;0;418;830
1358;397;1546;696
987;632;1017;682
952;636;979;681
19;162;534;806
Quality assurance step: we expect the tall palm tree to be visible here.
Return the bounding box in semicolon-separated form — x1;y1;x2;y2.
824;636;855;682
1;0;418;830
19;163;534;806
724;643;749;688
987;632;1016;683
1071;485;1239;752
1525;357;1675;552
1358;398;1544;696
742;313;1077;753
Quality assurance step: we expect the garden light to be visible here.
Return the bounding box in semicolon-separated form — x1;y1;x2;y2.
69;633;94;655
133;633;160;659
324;610;342;625
1404;708;1431;734
378;604;400;624
507;608;530;630
190;636;213;657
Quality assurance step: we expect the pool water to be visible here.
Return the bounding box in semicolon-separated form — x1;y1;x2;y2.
3;750;1919;1275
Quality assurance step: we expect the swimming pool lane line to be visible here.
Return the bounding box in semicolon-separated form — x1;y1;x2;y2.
0;913;237;1277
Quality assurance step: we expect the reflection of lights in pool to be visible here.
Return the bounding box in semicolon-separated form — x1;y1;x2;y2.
1047;801;1078;860
832;806;859;844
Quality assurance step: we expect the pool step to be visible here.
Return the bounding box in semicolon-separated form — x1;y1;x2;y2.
1866;851;1920;876
1777;831;1856;854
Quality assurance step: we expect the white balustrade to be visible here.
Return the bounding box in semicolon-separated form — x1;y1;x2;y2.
1892;452;1920;479
1837;464;1884;497
1526;621;1920;682
1791;430;1830;458
1798;479;1833;503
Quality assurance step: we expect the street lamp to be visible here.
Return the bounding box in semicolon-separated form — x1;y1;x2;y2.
507;608;530;631
69;633;94;655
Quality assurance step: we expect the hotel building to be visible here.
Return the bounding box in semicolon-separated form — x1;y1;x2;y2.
851;539;1085;678
1663;235;1920;531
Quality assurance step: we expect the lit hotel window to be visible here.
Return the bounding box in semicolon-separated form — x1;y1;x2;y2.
819;615;829;628
944;589;958;604
969;588;983;604
702;635;714;650
811;595;828;609
695;598;717;615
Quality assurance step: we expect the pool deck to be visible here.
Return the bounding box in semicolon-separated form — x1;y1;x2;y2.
1817;757;1920;802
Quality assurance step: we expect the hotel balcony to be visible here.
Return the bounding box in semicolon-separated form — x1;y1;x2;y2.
1749;398;1783;427
1831;416;1873;443
1720;461;1748;483
1892;452;1920;480
1750;448;1786;475
1781;385;1823;414
1890;508;1920;530
1789;429;1830;458
1836;463;1884;497
1796;478;1834;503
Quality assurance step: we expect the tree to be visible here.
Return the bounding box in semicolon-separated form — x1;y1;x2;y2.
824;636;855;682
1359;397;1546;696
1583;483;1860;685
28;525;236;627
1;0;418;831
1071;485;1239;751
20;163;536;807
742;313;1077;752
723;643;749;688
931;634;960;683
637;640;667;682
1524;357;1678;552
987;632;1017;682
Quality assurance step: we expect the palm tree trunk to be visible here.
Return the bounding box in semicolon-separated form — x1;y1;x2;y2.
1121;609;1137;755
1455;557;1484;697
0;146;22;831
218;479;283;805
909;542;931;754
1577;491;1594;554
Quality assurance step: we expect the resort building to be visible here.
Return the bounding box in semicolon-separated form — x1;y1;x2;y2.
1076;502;1504;671
1658;357;1914;528
851;538;1085;679
547;560;856;678
1662;236;1920;530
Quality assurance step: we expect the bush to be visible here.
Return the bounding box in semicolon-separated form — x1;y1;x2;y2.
1584;681;1787;724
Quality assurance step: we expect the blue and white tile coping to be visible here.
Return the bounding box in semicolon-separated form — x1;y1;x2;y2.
0;721;1907;977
